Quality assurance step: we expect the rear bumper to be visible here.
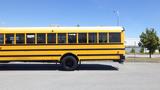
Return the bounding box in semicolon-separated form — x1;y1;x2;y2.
119;54;125;63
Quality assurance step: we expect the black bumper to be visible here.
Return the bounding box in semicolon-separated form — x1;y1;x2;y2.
119;54;125;63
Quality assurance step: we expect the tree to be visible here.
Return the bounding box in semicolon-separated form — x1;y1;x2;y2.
138;42;144;53
159;40;160;54
130;48;135;53
159;45;160;54
139;28;159;58
140;47;144;54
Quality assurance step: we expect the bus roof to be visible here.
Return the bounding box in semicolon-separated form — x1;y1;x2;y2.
0;26;124;33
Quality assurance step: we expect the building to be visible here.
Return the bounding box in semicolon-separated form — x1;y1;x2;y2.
125;38;159;53
125;38;140;53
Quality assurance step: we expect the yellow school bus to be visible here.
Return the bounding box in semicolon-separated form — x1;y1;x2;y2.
0;27;125;70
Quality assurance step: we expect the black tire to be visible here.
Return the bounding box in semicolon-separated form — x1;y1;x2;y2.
61;55;78;71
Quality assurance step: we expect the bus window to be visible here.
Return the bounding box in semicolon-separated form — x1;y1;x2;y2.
78;33;87;43
26;34;35;44
37;33;45;44
99;33;107;43
0;34;4;44
6;34;14;44
89;33;97;43
58;33;66;44
68;33;77;43
47;33;56;44
109;33;121;42
16;34;24;44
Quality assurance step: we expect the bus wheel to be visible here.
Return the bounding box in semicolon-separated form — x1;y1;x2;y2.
61;55;78;71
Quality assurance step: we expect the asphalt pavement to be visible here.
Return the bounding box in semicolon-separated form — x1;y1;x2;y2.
0;61;160;90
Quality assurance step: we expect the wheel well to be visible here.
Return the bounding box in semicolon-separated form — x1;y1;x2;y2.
60;53;79;62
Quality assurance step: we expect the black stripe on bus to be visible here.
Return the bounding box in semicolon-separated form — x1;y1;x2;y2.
80;59;119;61
77;54;120;56
0;60;59;62
0;48;125;51
0;54;61;57
0;54;123;58
0;43;123;46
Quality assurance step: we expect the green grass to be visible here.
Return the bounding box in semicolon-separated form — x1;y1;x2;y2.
126;57;160;62
126;53;160;55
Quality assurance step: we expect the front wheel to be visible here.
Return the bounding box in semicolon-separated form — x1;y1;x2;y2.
61;56;78;71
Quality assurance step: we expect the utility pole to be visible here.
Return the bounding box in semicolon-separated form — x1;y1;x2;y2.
134;41;136;61
113;10;119;26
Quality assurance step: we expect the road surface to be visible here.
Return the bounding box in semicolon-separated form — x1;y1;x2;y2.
0;61;160;90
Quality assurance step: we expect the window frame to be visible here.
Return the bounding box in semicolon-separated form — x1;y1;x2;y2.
37;33;46;44
16;33;25;44
78;33;87;44
47;33;56;44
26;33;35;44
88;33;97;44
109;32;121;43
99;32;108;43
58;33;66;44
0;34;4;45
68;33;77;44
5;33;14;45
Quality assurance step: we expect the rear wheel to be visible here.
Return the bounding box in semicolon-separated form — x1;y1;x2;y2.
61;55;78;71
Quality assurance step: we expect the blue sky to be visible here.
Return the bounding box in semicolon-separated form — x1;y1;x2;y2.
0;0;160;39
